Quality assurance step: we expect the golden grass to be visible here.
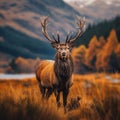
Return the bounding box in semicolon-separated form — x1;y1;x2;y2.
0;73;120;120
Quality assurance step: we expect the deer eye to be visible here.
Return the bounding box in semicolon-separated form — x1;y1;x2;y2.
67;47;70;50
57;47;60;49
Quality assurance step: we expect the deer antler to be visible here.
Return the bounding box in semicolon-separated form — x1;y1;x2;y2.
66;16;86;43
40;16;60;43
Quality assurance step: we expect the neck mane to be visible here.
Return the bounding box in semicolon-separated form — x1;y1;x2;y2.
54;53;74;84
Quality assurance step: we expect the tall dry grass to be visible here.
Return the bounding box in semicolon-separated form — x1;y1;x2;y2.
0;79;62;120
0;73;120;120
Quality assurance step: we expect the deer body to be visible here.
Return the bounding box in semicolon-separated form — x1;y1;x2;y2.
36;46;74;111
36;55;73;88
36;16;86;113
37;58;73;87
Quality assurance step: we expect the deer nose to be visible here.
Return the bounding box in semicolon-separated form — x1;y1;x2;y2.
62;52;66;56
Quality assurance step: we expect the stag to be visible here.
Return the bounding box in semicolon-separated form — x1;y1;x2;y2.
36;16;86;113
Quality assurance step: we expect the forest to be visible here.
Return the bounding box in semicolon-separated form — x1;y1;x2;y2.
72;29;120;73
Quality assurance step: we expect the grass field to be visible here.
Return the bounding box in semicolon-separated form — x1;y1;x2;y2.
0;73;120;120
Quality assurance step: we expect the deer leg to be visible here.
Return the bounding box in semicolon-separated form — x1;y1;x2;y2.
53;85;61;108
46;88;53;100
56;90;60;108
63;88;69;113
39;84;46;99
53;89;61;108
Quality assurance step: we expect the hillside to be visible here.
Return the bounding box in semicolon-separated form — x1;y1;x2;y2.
0;0;86;73
0;0;87;61
0;0;87;40
0;0;120;73
0;0;119;59
0;26;55;59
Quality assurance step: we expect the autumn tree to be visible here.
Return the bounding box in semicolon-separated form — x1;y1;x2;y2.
114;44;120;72
97;36;106;49
95;36;106;71
72;45;86;73
85;36;98;71
96;29;118;72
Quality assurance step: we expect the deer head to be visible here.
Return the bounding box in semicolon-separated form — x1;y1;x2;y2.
40;16;86;60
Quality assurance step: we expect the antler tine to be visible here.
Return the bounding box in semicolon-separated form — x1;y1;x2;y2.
57;31;60;43
40;16;57;43
67;17;86;43
52;33;58;43
66;32;72;43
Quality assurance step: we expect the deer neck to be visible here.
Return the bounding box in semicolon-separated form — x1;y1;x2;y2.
54;53;74;83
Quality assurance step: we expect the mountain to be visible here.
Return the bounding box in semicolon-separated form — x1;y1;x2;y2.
0;0;119;73
64;0;120;23
0;0;89;41
0;0;90;73
0;26;55;59
0;0;86;62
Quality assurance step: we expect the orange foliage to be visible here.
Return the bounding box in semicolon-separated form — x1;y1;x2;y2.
72;29;119;73
104;29;118;55
115;44;120;69
97;36;106;49
72;45;86;73
96;29;118;72
115;44;120;59
95;36;106;71
85;36;98;69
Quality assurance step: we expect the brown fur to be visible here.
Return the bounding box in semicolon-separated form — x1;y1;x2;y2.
54;53;74;90
36;60;56;87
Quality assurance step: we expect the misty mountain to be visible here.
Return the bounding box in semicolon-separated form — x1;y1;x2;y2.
0;0;89;41
0;0;119;62
0;0;86;62
65;0;120;23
